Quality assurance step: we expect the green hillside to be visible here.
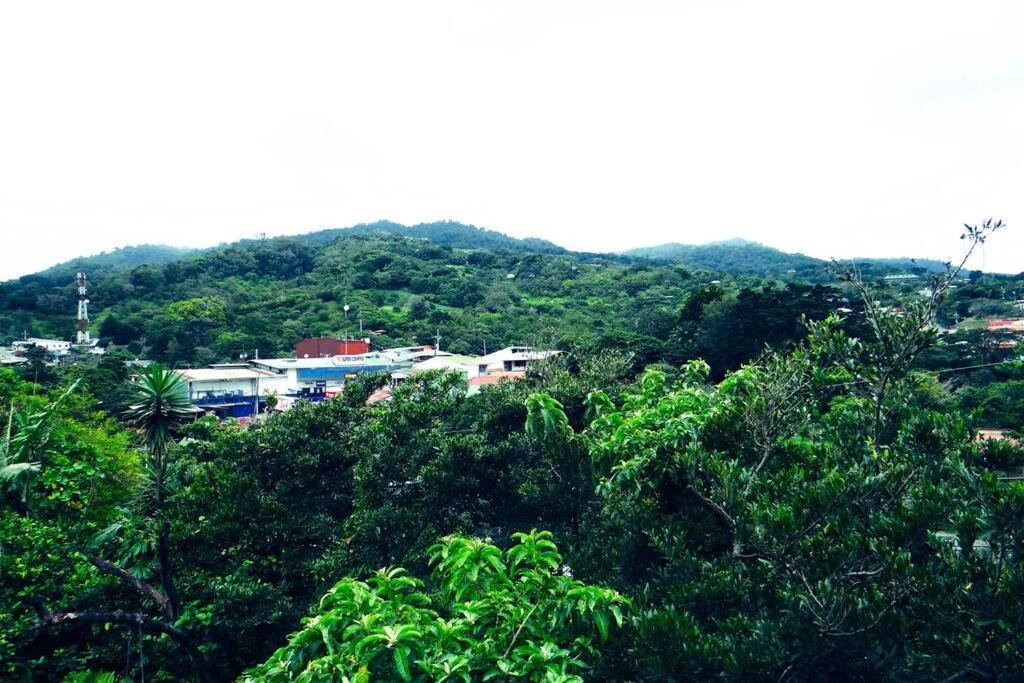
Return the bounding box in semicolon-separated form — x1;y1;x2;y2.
0;223;842;375
308;219;570;254
623;239;951;278
30;244;197;285
623;239;825;276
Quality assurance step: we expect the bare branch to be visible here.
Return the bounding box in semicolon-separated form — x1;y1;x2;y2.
88;554;172;620
31;600;222;682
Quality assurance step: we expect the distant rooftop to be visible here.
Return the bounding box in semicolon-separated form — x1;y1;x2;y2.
176;367;277;381
478;346;561;363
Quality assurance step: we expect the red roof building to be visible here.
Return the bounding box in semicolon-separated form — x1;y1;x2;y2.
988;320;1024;333
295;337;370;358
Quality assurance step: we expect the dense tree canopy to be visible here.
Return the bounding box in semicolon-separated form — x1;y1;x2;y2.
2;222;1023;681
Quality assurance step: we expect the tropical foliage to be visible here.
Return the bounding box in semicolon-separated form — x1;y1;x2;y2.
1;221;1023;681
245;531;626;682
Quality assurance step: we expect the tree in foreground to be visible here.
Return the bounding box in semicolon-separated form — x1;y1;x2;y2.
23;365;218;681
244;530;627;682
562;221;1024;680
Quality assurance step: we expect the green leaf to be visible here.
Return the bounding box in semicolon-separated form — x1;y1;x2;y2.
394;644;412;681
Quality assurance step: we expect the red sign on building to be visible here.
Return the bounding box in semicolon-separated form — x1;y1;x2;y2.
295;337;370;358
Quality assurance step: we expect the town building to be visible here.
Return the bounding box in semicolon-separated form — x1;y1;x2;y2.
295;337;371;358
12;338;73;359
988;320;1024;333
179;343;562;418
380;345;442;364
410;353;487;380
251;352;409;399
477;346;561;372
466;371;526;395
175;365;288;419
0;347;28;365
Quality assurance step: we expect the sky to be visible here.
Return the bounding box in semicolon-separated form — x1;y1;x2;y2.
1;1;1023;279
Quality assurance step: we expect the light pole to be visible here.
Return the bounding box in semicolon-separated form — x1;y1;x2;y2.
343;304;351;352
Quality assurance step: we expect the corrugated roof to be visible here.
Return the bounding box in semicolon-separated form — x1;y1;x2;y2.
176;368;277;381
252;358;342;370
468;372;525;386
478;347;561;363
414;354;481;368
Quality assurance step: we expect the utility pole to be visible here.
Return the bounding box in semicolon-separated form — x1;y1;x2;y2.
343;304;350;346
434;329;441;356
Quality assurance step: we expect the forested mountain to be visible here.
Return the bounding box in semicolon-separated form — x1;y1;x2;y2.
622;238;826;276
860;255;949;273
0;223;1014;382
0;225;843;375
623;238;951;278
31;244;198;285
305;219;570;254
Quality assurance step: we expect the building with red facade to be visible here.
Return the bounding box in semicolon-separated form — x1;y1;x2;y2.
295;337;371;358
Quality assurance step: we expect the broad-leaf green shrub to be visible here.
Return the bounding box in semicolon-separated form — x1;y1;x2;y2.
244;530;627;682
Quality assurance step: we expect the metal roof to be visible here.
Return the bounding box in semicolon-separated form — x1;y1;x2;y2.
176;368;277;381
478;347;561;363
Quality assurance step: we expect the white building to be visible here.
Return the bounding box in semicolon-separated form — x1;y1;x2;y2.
410;353;487;380
251;352;411;398
12;338;72;357
0;347;28;365
477;346;561;373
175;365;288;419
379;345;446;364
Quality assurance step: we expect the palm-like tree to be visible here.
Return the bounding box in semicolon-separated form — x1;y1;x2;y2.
122;364;195;620
124;364;194;474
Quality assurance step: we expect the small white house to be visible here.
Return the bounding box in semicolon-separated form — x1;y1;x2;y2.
477;346;561;373
0;347;28;365
411;354;487;379
13;338;72;357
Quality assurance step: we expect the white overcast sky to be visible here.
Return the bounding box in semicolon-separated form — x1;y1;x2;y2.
1;1;1023;279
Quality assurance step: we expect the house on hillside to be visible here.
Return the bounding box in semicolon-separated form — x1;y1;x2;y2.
467;371;527;395
411;353;487;380
988;320;1024;333
478;346;561;373
12;338;72;359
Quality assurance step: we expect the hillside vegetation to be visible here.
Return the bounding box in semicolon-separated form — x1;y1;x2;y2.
0;223;842;374
623;238;950;278
2;221;1023;682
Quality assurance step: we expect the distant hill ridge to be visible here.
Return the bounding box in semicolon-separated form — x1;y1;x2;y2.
9;221;952;289
622;239;949;276
0;218;982;361
301;220;569;255
22;244;197;285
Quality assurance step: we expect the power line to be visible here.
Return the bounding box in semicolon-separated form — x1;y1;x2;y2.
930;358;1024;375
829;356;1023;389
